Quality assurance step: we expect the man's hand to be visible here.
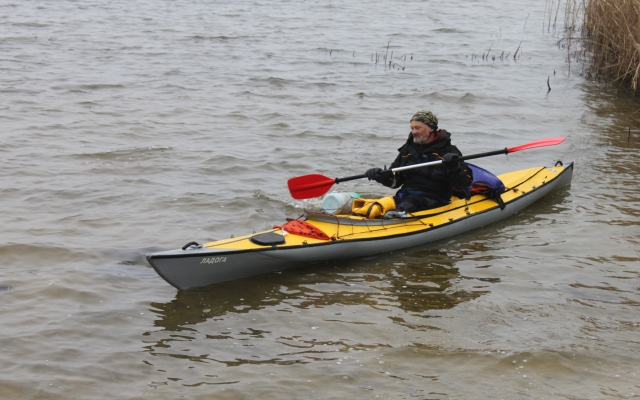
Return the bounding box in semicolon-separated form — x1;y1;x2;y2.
377;169;393;183
442;153;461;172
365;167;382;180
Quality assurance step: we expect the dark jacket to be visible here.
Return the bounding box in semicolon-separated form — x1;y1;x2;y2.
377;130;471;204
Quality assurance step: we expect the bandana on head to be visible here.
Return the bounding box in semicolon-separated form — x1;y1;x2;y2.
410;110;438;129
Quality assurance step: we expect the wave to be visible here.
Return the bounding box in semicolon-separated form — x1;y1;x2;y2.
70;146;174;161
51;84;125;92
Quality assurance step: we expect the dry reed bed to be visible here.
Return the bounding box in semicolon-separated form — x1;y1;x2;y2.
583;0;640;95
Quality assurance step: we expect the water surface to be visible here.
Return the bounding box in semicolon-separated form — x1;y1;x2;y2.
1;0;639;398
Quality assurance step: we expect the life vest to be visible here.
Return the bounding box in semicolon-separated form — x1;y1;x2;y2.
454;163;506;209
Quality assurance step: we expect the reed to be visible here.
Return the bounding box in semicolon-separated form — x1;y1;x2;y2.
370;43;412;69
582;0;640;95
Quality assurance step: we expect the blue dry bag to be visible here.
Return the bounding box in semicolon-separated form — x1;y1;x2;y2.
456;163;506;209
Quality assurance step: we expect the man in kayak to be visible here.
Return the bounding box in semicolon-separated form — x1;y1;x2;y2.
365;110;471;217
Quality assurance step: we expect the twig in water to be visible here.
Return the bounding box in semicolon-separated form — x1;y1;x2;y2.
567;39;571;77
543;0;548;32
547;0;554;32
514;40;522;60
553;0;561;30
547;76;551;92
384;41;390;69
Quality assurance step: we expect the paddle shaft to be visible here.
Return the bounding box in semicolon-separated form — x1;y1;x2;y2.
334;148;507;183
391;148;506;172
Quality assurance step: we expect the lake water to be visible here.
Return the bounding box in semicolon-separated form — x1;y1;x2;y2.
1;0;639;398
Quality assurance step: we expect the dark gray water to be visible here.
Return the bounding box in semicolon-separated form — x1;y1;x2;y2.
1;0;639;398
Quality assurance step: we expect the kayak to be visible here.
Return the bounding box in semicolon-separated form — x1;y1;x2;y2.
147;161;573;289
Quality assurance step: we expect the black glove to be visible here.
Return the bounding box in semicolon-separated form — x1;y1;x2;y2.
442;153;461;172
365;167;382;180
375;169;393;184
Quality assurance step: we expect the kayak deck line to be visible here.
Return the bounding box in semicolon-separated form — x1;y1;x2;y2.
147;162;573;289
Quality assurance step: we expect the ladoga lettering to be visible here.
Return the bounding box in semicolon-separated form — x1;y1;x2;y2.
200;257;227;264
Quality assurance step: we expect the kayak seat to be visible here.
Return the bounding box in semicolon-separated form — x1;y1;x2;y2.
250;232;286;246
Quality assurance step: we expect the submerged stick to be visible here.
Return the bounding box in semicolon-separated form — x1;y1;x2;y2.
547;76;551;92
393;62;405;70
553;0;561;30
547;0;553;32
384;41;390;69
514;40;523;60
543;0;549;32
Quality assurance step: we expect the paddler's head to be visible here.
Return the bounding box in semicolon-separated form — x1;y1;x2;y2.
410;110;438;145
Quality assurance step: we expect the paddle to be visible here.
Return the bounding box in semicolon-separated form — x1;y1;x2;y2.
287;137;565;200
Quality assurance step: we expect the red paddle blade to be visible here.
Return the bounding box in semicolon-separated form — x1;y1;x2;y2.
288;174;336;200
507;137;565;153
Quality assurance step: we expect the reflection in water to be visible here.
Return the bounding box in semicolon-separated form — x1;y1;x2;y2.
149;249;482;327
142;248;490;374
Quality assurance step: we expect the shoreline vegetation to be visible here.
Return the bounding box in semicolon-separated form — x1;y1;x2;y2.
581;0;640;97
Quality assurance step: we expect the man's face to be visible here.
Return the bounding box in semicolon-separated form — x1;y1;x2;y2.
410;120;435;144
